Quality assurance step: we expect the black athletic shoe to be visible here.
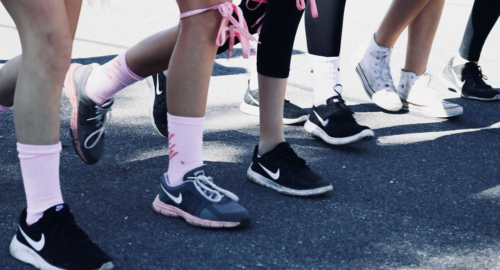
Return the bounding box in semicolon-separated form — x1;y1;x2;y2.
146;72;168;138
247;142;333;196
65;64;114;164
152;165;251;228
239;81;308;124
304;94;374;145
10;204;114;270
442;57;500;101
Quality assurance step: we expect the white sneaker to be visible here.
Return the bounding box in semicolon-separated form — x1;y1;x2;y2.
356;34;402;111
397;70;463;118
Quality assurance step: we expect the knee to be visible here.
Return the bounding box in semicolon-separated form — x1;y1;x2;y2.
24;30;73;74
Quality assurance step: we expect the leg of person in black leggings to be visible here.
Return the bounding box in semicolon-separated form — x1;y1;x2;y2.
442;0;500;101
303;0;374;145
246;0;333;197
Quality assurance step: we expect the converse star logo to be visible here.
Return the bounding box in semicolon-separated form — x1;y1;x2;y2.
19;227;45;252
259;163;280;180
161;185;182;204
313;111;329;127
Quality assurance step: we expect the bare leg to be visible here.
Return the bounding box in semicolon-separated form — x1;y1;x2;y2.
257;75;286;155
167;0;224;117
126;26;179;78
405;0;445;75
375;0;430;47
0;0;82;108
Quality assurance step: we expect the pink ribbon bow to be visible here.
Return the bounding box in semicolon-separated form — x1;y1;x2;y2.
181;2;258;59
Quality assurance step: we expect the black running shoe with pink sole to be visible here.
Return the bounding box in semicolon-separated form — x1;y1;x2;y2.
146;72;168;138
152;165;251;228
65;64;113;164
247;142;333;196
10;204;113;270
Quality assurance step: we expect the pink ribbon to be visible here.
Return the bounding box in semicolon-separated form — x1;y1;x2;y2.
181;2;258;59
246;0;318;34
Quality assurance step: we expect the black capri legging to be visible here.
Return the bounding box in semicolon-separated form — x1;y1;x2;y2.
459;0;500;62
257;0;346;78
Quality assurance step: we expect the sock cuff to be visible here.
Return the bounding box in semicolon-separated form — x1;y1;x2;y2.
308;54;340;63
17;142;62;156
167;113;205;125
0;104;13;110
120;52;145;81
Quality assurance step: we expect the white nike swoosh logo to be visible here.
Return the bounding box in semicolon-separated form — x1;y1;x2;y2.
19;227;45;252
258;163;280;180
313;111;329;127
155;76;163;95
161;185;182;204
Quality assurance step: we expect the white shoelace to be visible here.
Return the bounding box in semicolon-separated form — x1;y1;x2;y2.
411;73;439;100
84;102;112;149
190;174;239;203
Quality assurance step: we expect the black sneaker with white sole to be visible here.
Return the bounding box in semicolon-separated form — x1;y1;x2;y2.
239;81;308;125
442;58;500;101
10;204;114;270
146;72;168;138
247;142;333;196
304;95;374;145
65;64;114;165
152;165;251;228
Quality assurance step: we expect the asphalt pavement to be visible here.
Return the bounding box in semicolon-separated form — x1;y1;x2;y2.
1;0;500;269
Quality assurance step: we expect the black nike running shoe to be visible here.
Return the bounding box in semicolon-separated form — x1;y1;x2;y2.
152;165;251;228
10;204;114;270
442;57;500;101
304;94;374;145
247;142;333;196
65;64;113;164
240;80;308;124
146;72;168;138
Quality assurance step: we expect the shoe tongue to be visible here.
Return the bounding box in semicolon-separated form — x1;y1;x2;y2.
183;165;211;181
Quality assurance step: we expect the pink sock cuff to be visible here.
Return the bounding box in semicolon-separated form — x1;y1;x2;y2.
17;142;62;157
167;113;205;126
120;52;145;82
0;104;12;113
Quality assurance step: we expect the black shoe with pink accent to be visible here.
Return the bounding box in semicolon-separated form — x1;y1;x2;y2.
65;64;113;165
152;165;251;228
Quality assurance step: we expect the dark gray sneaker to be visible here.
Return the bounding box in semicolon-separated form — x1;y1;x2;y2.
64;64;113;164
152;165;251;228
239;80;308;124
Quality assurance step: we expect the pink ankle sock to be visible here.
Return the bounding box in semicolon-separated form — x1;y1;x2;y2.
85;52;144;105
167;113;205;186
0;105;12;115
17;142;64;225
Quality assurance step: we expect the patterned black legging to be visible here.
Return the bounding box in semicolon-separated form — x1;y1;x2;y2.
459;0;500;62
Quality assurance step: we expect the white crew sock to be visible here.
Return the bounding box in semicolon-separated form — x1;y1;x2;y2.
309;54;341;106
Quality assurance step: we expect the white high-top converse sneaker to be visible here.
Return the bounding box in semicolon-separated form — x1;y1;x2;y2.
356;34;402;111
397;70;463;118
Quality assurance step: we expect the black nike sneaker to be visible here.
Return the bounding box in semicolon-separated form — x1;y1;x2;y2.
152;165;251;228
442;57;500;101
304;94;374;145
146;72;168;138
247;142;333;196
240;80;308;124
10;204;114;270
65;64;113;164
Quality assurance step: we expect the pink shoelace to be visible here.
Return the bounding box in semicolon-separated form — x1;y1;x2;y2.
181;2;258;59
246;0;318;33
